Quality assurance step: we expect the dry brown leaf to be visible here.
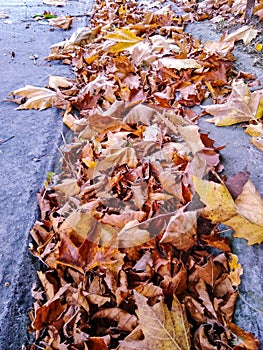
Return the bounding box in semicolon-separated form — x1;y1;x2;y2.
9;85;56;110
53;178;80;197
160;209;197;250
204;80;263;126
119;291;191;350
48;15;76;30
92;308;138;332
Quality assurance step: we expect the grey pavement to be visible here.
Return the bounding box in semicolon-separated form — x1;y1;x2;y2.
0;0;92;348
0;1;262;349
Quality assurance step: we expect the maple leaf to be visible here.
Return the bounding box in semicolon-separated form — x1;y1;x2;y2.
8;85;56;110
105;28;143;53
203;80;263;126
119;291;191;350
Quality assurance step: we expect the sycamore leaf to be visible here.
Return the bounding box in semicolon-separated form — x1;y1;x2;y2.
48;15;75;30
48;75;73;90
224;180;263;245
105;28;143;53
119;291;191;350
9;85;56;110
204;80;263;126
222;25;259;46
160;209;197;250
53;178;80;196
225;215;263;245
158;58;202;70
193;176;236;222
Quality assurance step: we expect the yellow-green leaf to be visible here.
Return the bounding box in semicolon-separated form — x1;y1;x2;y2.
193;176;236;222
105;28;143;53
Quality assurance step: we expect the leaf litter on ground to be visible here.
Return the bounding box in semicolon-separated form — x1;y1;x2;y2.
7;0;263;349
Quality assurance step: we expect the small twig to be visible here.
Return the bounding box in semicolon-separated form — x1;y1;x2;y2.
238;291;263;315
0;135;14;145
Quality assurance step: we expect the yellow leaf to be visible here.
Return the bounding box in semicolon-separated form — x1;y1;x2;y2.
118;4;127;15
119;291;191;350
228;254;243;287
245;123;263;137
193;176;236;222
105;28;143;53
82;158;97;168
224;180;263;245
235;180;263;226
224;214;263;245
255;43;263;51
9;85;56;110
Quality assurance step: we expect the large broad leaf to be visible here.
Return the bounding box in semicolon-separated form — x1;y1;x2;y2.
193;176;236;222
9;85;56;110
203;80;263;126
119;291;191;350
224;180;263;245
105;28;143;53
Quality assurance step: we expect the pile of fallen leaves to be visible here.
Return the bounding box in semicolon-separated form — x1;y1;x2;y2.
8;0;263;349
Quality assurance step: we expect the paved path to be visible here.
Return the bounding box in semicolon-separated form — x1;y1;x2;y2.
0;1;91;348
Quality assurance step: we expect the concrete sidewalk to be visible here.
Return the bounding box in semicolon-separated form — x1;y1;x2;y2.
0;1;92;348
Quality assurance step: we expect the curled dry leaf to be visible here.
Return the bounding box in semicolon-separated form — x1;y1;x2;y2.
204;80;263;126
8;85;56;110
48;15;76;30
